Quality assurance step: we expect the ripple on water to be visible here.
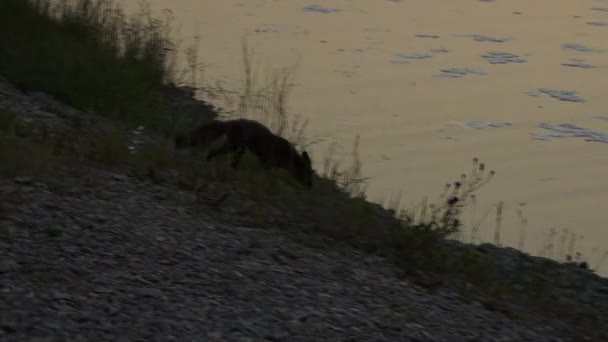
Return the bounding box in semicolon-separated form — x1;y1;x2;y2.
390;49;451;65
396;53;433;60
459;120;512;129
562;43;603;53
434;67;487;78
561;59;598;69
389;52;432;64
414;33;440;39
591;115;608;121
531;123;608;143
302;5;339;14
481;51;527;64
587;21;608;26
457;34;510;43
526;88;585;103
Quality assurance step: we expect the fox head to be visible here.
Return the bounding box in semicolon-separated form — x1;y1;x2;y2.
293;151;313;188
174;122;225;149
173;133;192;149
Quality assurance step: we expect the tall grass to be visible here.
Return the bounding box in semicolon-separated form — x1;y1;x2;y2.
193;38;311;149
0;0;209;133
190;37;372;198
393;158;496;237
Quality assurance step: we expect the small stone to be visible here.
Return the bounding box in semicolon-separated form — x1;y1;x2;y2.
29;337;54;342
52;291;72;300
207;331;223;339
595;287;608;295
47;225;63;237
94;215;107;223
265;330;289;341
136;287;164;298
0;322;17;334
0;220;17;236
93;287;114;294
0;258;19;273
111;174;129;182
14;176;33;185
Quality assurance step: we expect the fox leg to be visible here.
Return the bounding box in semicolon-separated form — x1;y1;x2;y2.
230;145;246;168
206;142;235;162
206;142;246;169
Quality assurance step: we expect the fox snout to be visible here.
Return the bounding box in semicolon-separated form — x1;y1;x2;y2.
174;134;190;148
296;151;314;188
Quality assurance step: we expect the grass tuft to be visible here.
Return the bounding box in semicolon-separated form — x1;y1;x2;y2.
0;0;204;133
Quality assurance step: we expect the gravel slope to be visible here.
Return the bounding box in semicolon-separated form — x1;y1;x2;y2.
0;171;582;342
1;74;607;341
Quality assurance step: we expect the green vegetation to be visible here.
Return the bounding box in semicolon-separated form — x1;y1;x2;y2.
0;0;605;332
0;0;494;274
0;0;215;134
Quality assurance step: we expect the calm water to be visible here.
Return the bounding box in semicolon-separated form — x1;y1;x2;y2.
124;0;608;273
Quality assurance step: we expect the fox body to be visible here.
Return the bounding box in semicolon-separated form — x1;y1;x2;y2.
175;119;313;187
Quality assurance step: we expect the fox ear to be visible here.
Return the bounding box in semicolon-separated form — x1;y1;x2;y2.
301;151;311;165
174;134;186;147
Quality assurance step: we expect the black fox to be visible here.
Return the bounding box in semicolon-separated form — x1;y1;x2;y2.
174;119;313;187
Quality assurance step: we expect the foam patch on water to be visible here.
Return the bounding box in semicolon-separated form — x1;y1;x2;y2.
526;88;585;102
390;50;450;64
481;51;527;64
531;123;608;143
302;5;339;13
561;58;598;69
430;48;450;54
390;52;432;64
434;67;487;78
458;34;509;43
591;115;608;121
592;7;608;12
587;21;608;26
454;120;512;129
415;33;440;39
396;53;433;60
254;25;279;33
465;120;512;129
562;43;603;53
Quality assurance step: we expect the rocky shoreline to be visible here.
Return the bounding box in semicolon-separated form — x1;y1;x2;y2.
1;75;607;341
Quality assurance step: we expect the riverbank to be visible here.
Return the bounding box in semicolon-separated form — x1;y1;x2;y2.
0;73;607;340
1;1;607;340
